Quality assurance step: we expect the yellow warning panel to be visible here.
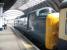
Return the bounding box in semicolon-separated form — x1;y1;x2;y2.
45;13;59;49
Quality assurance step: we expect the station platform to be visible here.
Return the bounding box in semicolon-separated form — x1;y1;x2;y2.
0;26;39;50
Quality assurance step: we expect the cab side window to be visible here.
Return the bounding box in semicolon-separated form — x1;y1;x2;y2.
39;9;49;16
52;10;56;13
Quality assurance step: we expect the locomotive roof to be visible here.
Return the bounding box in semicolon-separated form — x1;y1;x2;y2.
28;7;53;14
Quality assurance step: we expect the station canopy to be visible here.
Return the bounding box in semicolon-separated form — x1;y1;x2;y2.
18;0;45;10
18;0;63;12
3;10;24;20
0;0;17;11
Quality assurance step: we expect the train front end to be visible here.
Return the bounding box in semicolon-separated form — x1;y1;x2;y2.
45;13;59;50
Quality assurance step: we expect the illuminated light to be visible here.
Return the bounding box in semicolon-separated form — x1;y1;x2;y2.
19;0;45;10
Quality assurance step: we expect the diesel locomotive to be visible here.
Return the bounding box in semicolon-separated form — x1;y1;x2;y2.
14;7;59;50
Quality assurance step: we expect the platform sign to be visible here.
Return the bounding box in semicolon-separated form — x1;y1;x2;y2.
0;3;4;17
0;3;4;29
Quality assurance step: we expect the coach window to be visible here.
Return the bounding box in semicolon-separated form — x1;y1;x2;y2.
65;12;67;34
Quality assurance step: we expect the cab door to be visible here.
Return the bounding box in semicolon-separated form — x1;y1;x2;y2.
58;7;67;50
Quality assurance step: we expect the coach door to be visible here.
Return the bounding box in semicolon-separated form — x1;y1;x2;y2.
59;8;67;40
